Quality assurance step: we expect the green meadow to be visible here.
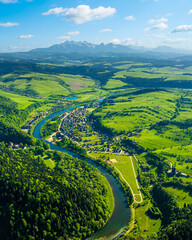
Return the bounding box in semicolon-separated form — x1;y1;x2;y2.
0;73;70;97
104;79;127;89
135;200;161;236
111;63;192;84
0;72;98;98
163;187;192;208
130;124;192;151
89;152;141;196
43;158;55;169
0;88;40;109
93;90;177;133
112;71;165;79
113;70;192;81
155;144;192;175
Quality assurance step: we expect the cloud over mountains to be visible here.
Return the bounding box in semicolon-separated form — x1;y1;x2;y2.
42;5;116;24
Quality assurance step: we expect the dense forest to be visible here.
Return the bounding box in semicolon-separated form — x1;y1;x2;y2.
0;144;113;240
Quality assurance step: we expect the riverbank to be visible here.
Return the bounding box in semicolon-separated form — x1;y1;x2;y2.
33;106;131;240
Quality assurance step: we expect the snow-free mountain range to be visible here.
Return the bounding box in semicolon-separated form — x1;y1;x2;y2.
1;41;192;63
30;41;191;55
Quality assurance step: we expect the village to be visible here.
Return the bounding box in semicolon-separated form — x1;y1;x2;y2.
54;105;191;179
57;104;127;155
22;101;71;133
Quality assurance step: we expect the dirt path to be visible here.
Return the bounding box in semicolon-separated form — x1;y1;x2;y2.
115;155;143;236
126;205;135;234
114;157;142;204
130;156;143;204
46;132;57;142
58;113;69;132
47;113;69;143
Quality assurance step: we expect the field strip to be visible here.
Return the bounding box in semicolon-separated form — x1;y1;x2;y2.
114;166;134;197
130;156;143;203
114;157;143;204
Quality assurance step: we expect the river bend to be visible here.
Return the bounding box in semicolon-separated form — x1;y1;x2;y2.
33;107;130;240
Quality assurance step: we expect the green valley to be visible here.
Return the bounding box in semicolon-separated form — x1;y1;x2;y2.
0;53;191;240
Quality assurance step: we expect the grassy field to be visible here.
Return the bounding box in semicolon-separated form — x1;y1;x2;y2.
93;90;177;133
134;200;161;236
92;88;192;180
0;72;98;98
59;74;95;88
104;79;127;89
0;73;70;97
0;89;40;109
112;71;166;80
130;125;192;151
112;63;192;82
113;62;150;70
44;159;55;169
155;144;192;175
163;187;192;208
89;152;141;197
75;89;109;102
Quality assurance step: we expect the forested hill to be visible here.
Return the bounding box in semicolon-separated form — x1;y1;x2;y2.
0;144;113;240
0;96;40;146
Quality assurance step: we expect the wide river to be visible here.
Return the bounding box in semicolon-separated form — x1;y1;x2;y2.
33;106;131;240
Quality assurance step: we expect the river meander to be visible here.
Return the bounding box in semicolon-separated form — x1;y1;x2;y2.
33;106;131;240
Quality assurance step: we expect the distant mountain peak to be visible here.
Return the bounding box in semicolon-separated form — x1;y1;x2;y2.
29;41;136;54
29;41;192;56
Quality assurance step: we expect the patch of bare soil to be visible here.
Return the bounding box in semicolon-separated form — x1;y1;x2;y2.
68;82;87;90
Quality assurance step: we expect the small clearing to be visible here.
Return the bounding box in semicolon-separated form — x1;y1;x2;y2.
110;159;118;163
46;132;57;142
67;82;87;90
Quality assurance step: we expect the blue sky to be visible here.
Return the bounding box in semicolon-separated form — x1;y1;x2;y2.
1;0;192;52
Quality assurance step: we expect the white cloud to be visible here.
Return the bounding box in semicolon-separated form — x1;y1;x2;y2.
9;45;18;50
145;23;168;31
152;23;168;30
172;25;192;33
144;27;150;32
188;9;192;14
19;34;34;39
0;0;17;3
100;28;112;33
111;38;133;45
66;31;80;36
148;18;168;25
164;38;192;44
152;33;166;38
57;31;80;41
43;5;116;24
57;36;71;40
111;38;121;44
125;15;135;21
0;22;19;27
42;7;66;16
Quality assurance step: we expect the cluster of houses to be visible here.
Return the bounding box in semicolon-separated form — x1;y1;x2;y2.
22;111;48;132
60;107;89;142
22;102;71;133
8;142;28;149
58;107;124;154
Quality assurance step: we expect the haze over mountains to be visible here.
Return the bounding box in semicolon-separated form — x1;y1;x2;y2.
30;41;191;56
1;41;192;64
